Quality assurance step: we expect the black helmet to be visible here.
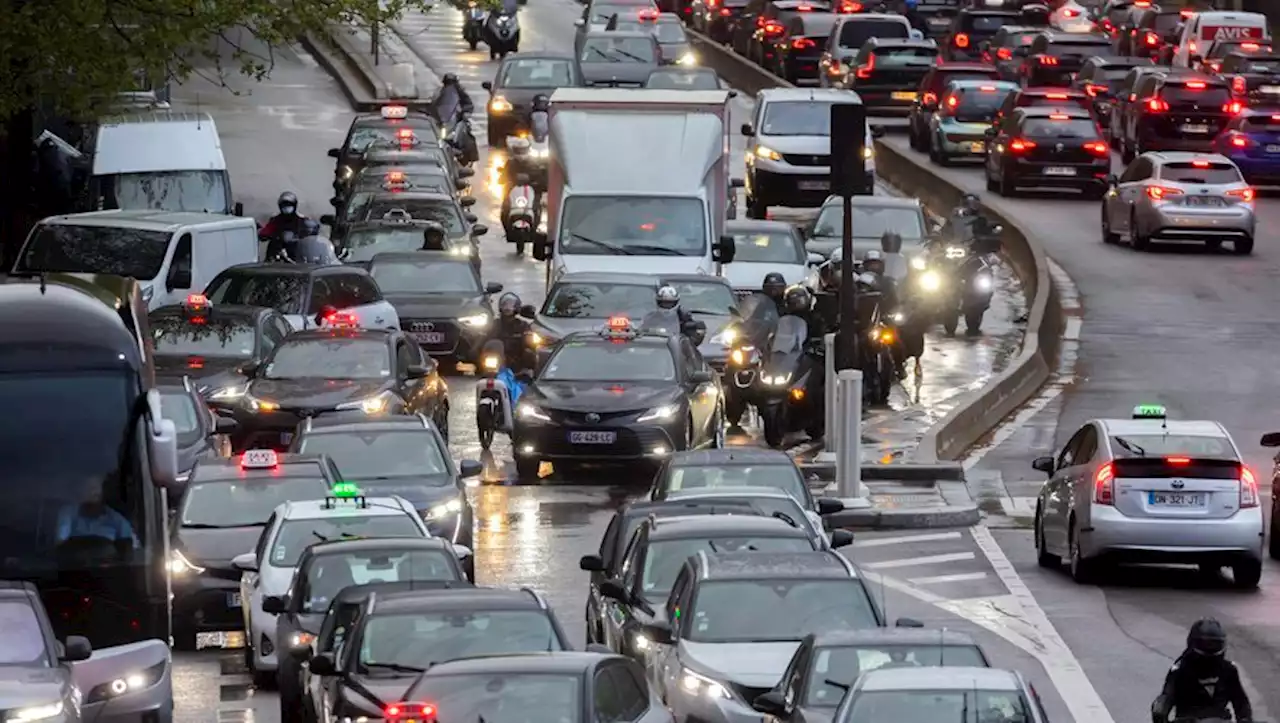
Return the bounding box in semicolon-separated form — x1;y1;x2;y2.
442;72;459;86
532;94;550;111
960;193;981;214
880;230;903;254
421;221;448;250
498;292;521;318
278;191;298;215
762;272;786;299
1187;618;1227;657
783;285;811;314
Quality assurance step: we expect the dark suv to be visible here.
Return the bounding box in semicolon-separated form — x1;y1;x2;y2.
983;107;1111;198
941;8;1020;61
1117;71;1240;161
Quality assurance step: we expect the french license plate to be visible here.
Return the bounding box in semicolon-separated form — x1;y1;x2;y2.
969;142;985;153
1044;166;1076;176
892;91;918;101
568;431;616;444
1148;491;1205;507
797;180;829;191
1185;196;1225;207
1267;144;1280;153
1261;85;1280;94
227;593;242;608
279;432;293;444
411;331;446;344
1181;124;1210;134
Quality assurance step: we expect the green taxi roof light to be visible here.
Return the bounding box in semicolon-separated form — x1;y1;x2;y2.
1133;404;1167;419
331;482;362;498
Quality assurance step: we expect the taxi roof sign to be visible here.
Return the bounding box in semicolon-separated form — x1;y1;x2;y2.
607;316;631;331
382;105;409;119
185;294;209;308
321;310;359;328
331;482;362;498
1133;404;1167;419
241;450;279;469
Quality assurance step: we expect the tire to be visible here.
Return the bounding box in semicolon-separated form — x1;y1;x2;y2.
515;240;526;255
998;169;1016;197
1034;506;1060;568
1130;209;1150;251
253;669;275;690
761;405;785;448
172;624;197;651
1101;204;1119;244
985;168;997;192
487;127;502;148
964;308;983;334
746;195;767;219
468;39;478;50
1270;508;1280;560
725;390;747;426
1235;237;1254;255
436;405;450;441
1068;518;1097;584
278;665;304;723
942;310;959;337
477;408;495;450
1232;559;1262;589
515;456;540;480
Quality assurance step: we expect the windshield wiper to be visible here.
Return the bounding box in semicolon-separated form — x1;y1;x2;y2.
621;244;686;256
587;47;611;59
569;233;634;255
613;49;647;63
1113;436;1146;457
363;662;426;674
824;678;850;692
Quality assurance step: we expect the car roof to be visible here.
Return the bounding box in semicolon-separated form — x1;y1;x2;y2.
622;499;765;521
150;304;265;322
221;263;369;277
1040;29;1108;41
648;514;810;539
726;219;797;233
946;78;1018;88
839;12;904;22
302;414;436;434
368;251;472;264
760;87;860;103
284;328;397;343
1014;106;1092;118
669;447;797;467
821;194;922;209
192;454;334;481
696;551;852;580
584;29;654;39
935;62;1000;71
307;537;454;557
812;628;980;647
660;274;731;287
370;587;546;615
420;652;609;676
865;38;935;48
668;486;795;501
281;496;418;519
1098;418;1229;437
1019;86;1088;96
501;52;575;62
366;190;456;202
860;667;1021;691
554;271;660;286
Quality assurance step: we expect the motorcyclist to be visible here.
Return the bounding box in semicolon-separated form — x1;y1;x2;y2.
530;95;550;140
655;285;702;341
862;250;900;315
432;73;475;126
939;193;995;246
816;249;843;295
490;292;534;371
260;192;319;261
761;272;788;315
1151;618;1253;723
421;221;450;251
781;284;827;345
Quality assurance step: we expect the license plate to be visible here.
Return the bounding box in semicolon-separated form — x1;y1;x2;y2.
568;431;616;444
1267;144;1280;153
892;91;918;101
227;593;242;608
1148;492;1205;507
279;432;293;444
411;331;446;344
969;142;985;153
1044;166;1077;176
1262;85;1280;94
797;180;829;190
1184;196;1225;207
1181;124;1210;134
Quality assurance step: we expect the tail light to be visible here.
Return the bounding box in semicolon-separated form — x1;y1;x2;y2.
763;20;783;34
922;91;938;107
1227;132;1254;149
997;47;1012;61
1085;83;1107;97
954;33;970;48
855;54;875;79
1146;97;1169;112
1166;456;1190;465
638;8;659;19
1044;92;1069;99
1240;466;1259;508
719;7;731;15
1226;187;1257;202
1094;463;1114;505
1206;61;1221;72
756;15;766;26
1038;55;1059;65
1062;7;1078;17
1083;141;1109;156
840;0;862;10
1008;138;1036;152
1145;32;1159;46
1185;80;1206;90
792;37;815;49
944;94;959;109
1146;185;1183;200
796;2;812;9
1223;100;1244;115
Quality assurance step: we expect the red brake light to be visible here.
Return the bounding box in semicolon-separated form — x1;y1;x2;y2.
954;33;970;48
323;310;359;327
384;704;437;722
1180;8;1193;17
1226;187;1256;202
756;14;765;25
1241;42;1260;51
188;356;205;370
1165;456;1191;465
387;171;406;183
638;8;659;19
1083;140;1109;156
1085;83;1108;97
1048;113;1070;120
1094;462;1114;505
945;94;959;108
1241;466;1259;508
1145;32;1159;46
1146;185;1183;200
997;47;1012;61
978;85;997;92
1009;138;1036;152
1062;7;1078;17
1038;55;1059;65
1185;80;1206;90
1134;0;1150;5
396;128;414;139
1232;76;1247;95
922;91;938;106
855;53;875;79
840;1;862;11
1192;159;1211;168
796;3;811;10
792;37;815;49
1146;97;1169;112
720;7;731;14
1045;92;1069;99
1228;132;1252;149
763;20;783;33
1223;100;1244;115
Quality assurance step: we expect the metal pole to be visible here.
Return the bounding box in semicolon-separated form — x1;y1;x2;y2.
836;369;867;503
837;191;856;371
816;333;838;463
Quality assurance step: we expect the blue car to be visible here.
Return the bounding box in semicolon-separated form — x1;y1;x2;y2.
1214;109;1280;186
928;78;1019;166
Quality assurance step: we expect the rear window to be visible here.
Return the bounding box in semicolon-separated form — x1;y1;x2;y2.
1003;32;1038;47
1109;434;1235;460
1242;115;1280;131
871;46;937;66
935;70;999;90
1162;83;1231;106
1244;60;1280;73
1021;117;1099;138
947;87;1014;120
1046;40;1113;56
963;14;1016;33
801;14;837;34
839;19;907;48
1159;162;1242;184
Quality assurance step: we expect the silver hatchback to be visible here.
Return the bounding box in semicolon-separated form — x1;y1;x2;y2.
1100;151;1257;254
1031;404;1264;588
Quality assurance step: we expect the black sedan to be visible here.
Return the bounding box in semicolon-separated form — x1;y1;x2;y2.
577;31;662;87
158;378;237;484
228;327;450;450
984;106;1111;198
512;319;724;480
367;252;502;363
330;105;441;192
334;141;469;198
324;190;484;255
482;54;582;146
527;272;661;350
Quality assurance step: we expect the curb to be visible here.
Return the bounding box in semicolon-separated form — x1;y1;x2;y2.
300;32;383;111
690;30;1065;465
828;504;982;530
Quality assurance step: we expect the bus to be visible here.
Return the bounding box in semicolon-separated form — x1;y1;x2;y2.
0;273;179;723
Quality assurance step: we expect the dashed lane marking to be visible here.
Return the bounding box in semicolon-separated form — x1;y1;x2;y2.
863;552;975;570
851;531;962;548
909;571;989;585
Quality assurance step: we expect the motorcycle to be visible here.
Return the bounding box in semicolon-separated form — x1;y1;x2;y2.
463;2;486;50
503;124;550;190
929;222;1001;336
475;339;527;450
503;181;538;255
850;272;895;405
483;11;520;59
757;315;824;449
444;112;479;167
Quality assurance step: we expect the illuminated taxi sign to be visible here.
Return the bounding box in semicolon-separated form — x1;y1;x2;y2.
184;293;210;322
384;171;411;191
320;310;360;328
331;482;362;497
241;450;279;469
395;128;419;147
1132;404;1167;420
323;482;368;509
381;105;409;120
385;704;436;723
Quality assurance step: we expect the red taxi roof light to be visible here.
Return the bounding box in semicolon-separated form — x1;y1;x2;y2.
381;105;408;119
396;128;415;139
387;171;407;183
1038;55;1059;65
323;310;360;328
607;316;631;330
241;450;279;469
384;704;436;720
1048;113;1071;120
185;293;209;308
840;0;862;10
954;32;970;48
1192;160;1211;167
638;8;659;18
719;7;731;14
978;85;997;92
1044;92;1069;99
1062;7;1078;17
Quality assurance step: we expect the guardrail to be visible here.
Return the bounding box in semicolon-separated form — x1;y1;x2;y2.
689;29;1066;464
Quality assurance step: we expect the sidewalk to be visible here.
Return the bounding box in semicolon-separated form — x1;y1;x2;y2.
300;19;441;110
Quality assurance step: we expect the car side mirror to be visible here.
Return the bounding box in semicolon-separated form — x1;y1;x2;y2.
1032;456;1055;475
465;213;479;223
406;363;430;379
240;360;261;378
459;459;482;477
870;124;886;139
641;620;675;645
262;595;288;615
579;554;605;571
895;617;925;628
234;202;244;217
740;122;754;136
460;196;477;207
690;369;714;384
328;148;341;159
830;529;855;548
485;282;504;294
471;223;488;237
481;81;493;90
1106;173;1118;186
214;416;238;435
456;180;468;191
232;552;257;572
453;544;473;559
714;234;736;263
599;578;630;602
308;653;337;676
61;635;92;662
574;17;585;26
1262;432;1280;447
320;214;336;226
753;691;788;716
807;251;824;266
817;497;844;515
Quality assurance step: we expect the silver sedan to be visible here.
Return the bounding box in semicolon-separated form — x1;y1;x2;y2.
1100;151;1256;254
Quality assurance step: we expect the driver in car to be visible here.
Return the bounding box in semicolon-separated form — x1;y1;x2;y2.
56;476;138;550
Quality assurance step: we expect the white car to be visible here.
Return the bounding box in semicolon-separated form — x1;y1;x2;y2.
1049;0;1094;32
231;487;434;685
721;219;814;294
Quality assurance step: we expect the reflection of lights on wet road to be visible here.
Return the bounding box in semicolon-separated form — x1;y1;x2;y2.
472;486;546;582
487;151;508;200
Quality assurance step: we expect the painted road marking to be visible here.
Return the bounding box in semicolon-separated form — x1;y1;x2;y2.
863;552;974;570
909;571;989;585
852;531;962;548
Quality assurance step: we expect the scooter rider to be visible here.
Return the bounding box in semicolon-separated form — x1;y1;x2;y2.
530;95;550;139
781;285;828;345
431;73;475;125
421;221;450;251
761;272;788;315
1152;618;1253;723
656;285;705;342
261;192;320;261
492;292;534;372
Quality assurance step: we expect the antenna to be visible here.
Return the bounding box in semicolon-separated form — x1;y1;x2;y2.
878;570;888;625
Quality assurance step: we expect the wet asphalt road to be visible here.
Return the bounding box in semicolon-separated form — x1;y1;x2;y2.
164;16;1025;723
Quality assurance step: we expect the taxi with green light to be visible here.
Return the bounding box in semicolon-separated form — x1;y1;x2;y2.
230;483;438;686
1031;404;1264;588
928;79;1019;165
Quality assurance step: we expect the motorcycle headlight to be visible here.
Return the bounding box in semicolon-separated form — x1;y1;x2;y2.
427;498;464;519
336;391;396;415
168;550;205;576
762;372;791;386
974;273;993;291
729;345;757;366
709;327;739;346
530;147;550;158
482;354;501;371
209;385;246;401
945;245;967;259
449;245;473;257
677;52;698;65
459;312;491;328
910;255;928;271
85;660;167;704
245;395;279;412
679;669;730;700
288;632;315;649
517;403;551;421
637;404;679;422
6;702;64;722
632;632;652;651
918;270;942;292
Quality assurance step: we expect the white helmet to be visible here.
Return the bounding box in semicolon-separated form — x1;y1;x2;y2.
656;285;680;310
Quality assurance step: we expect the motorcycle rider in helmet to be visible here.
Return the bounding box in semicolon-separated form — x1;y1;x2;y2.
1152;618;1252;723
782;284;828;345
816;249;843;295
432;73;475;124
655;285;702;341
861;249;908;378
260;191;319;261
761;272;788;315
421;221;450;251
530;95;550;140
490;292;534;372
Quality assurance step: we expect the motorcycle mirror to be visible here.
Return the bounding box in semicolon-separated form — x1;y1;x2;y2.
465;213;479;223
320;214;336;226
329;197;341;208
574;17;585;26
472;223;489;236
460;196;477;207
233;201;244;217
481;81;493;91
327;148;341;159
520;304;537;317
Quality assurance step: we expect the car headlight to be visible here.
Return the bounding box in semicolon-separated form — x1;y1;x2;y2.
85;659;167;704
910;255;928;271
141;286;154;303
449;244;473;256
754;145;782;161
862;146;873;160
632;632;652;651
517;403;551;421
637;404;679;422
339;166;353;180
336;391;396;414
168;550;205;576
709;327;739;346
288;631;315;649
6;702;64;722
427;498;464;519
761;373;791;386
458;312;491;328
490;96;513;113
209;385;246;400
245;395;279;412
918;270;942;292
677;52;698;65
679;668;730;700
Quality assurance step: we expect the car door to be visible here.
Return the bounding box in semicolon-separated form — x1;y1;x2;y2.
606;528;646;653
649;566;690;694
332;271;396;330
393;339;423;410
1110;69;1137;138
602;661;651;723
261;314;292;362
161;232;194;308
1128;74;1161;140
1064;425;1099;531
678;338;712;439
241;514;276;633
1112;156;1151;233
1045;426;1089;551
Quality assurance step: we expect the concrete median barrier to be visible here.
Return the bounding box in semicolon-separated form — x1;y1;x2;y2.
691;29;1065;465
300;25;432;113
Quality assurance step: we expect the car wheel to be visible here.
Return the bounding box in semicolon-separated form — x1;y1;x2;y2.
487;126;502;148
1101;204;1119;244
1068;518;1097;584
997;169;1016;197
436;404;450;441
1130;209;1150;251
515;457;540;480
1235;237;1254;255
1035;505;1060;568
1271;507;1280;560
1232;559;1262;589
985;166;998;192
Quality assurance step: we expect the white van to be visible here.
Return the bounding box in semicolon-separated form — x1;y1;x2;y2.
14;210;260;310
1173;11;1270;68
90;111;242;216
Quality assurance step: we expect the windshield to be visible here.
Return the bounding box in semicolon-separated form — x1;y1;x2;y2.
581;36;656;62
643;536;812;599
360;611;561;670
686;579;878;642
839;20;907;48
655;22;687;43
806;645;988;706
965;14;1014;32
947;87;1014;121
0;602;48;666
105;170;228;214
731;230;805;264
1160;162;1241;184
205;272;306;314
370;260;481;295
772;316;807;353
761;101;840;136
667;463;808;504
500;58;576;87
846;689;1033;723
542;341;676;382
296;549;460;612
298;431;451;480
265;339;391;380
19;224;170;279
560;196;706;256
181;478;331;528
343;228;427;261
813;204;925;241
646;70;720;89
408;674;581;723
1022;118;1099;138
664;281;736;316
152;317;257;359
270;516;423;567
159;389;201;437
542;282;655;318
363;199;465;233
348;123;437;154
1109;435;1236;460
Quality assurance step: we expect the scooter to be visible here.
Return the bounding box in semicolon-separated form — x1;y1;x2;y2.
757;315;824;449
850;272;895;405
444;112;479;167
929;225;1000;336
476;339;525;450
503;180;538;255
484;11;520;59
463;2;486;50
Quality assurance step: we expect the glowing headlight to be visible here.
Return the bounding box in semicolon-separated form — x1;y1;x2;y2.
677;52;698;65
762;373;791;386
528;332;548;346
517;403;551;421
490;96;513;113
482;354;500;371
945;245;967;259
245;395;279;412
632;633;651;651
339;166;353;180
910;255;927;271
710;327;739;346
6;702;64;722
86;659;167;704
514;195;529;208
918;270;942;292
449;245;473;256
209;385;246;400
427;498;464;519
974;273;993;291
862;146;873;160
337;391;395;415
168;550;205;576
530;147;550;158
637;404;679;422
754;145;782;161
679;669;730;699
458;312;491;328
730;345;757;365
289;632;315;649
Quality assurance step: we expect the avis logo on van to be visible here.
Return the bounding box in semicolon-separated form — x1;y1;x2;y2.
1202;26;1265;41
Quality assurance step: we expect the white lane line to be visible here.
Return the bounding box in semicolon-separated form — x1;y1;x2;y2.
863;552;974;570
852;531;962;548
970;525;1115;723
909;572;988;585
